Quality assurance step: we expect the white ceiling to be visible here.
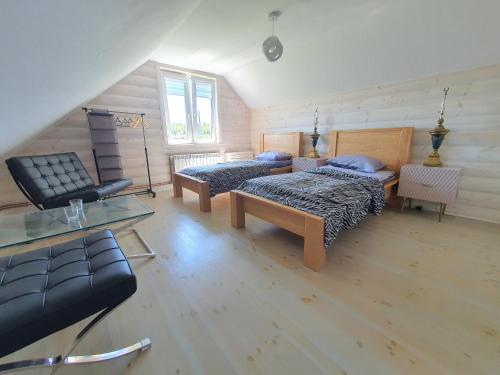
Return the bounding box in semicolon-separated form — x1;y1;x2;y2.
2;0;500;154
0;0;200;155
153;0;500;108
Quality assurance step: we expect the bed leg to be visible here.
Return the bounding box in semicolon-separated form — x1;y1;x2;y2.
198;182;211;212
303;216;326;271
173;174;183;198
230;191;245;228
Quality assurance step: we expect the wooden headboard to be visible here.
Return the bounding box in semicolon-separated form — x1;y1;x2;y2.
328;127;414;174
260;132;304;157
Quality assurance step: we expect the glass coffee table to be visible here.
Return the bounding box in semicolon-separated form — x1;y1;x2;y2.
0;195;155;259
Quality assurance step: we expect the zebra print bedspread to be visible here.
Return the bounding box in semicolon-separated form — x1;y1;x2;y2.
180;161;272;197
238;168;385;248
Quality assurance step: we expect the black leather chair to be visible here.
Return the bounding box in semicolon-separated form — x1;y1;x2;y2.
0;230;151;372
6;152;132;210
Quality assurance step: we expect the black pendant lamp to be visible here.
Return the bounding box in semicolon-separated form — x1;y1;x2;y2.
262;10;284;62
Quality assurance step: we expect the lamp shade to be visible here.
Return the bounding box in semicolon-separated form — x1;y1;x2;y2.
262;35;283;62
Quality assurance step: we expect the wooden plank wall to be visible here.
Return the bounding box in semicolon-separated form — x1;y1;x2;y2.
251;64;500;224
0;60;251;207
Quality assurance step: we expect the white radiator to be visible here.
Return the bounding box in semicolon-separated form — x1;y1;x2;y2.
224;151;254;161
170;152;223;173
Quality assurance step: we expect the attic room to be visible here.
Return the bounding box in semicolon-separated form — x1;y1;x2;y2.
0;0;499;374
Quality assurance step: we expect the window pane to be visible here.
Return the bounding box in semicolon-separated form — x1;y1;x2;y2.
194;81;214;142
165;78;189;141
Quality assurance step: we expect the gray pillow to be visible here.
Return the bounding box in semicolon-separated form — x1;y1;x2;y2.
327;154;384;172
255;150;292;161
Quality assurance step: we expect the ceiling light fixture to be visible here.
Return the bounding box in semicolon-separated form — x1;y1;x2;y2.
262;10;283;62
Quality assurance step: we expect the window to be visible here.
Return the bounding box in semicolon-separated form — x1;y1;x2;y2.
161;70;218;144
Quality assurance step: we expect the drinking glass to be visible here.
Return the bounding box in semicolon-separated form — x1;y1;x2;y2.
63;206;79;223
69;199;85;220
69;199;83;212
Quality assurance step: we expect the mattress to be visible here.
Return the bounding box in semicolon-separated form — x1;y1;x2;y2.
260;159;292;169
179;161;272;197
178;159;293;197
239;167;385;248
321;165;395;183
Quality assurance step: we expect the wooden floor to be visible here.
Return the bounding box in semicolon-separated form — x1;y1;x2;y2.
2;190;500;374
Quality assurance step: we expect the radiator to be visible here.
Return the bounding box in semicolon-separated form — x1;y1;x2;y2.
169;152;223;173
224;151;254;161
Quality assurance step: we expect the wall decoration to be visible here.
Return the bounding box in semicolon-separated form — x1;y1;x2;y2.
423;88;450;167
308;107;320;158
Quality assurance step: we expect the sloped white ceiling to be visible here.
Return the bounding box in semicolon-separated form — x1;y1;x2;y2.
153;0;500;108
0;0;200;154
2;0;500;155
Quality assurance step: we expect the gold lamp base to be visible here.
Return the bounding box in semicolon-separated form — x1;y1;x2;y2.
308;149;320;158
423;150;443;167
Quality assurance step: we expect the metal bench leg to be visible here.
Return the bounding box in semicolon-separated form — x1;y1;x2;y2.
120;228;156;260
0;304;151;374
111;217;156;260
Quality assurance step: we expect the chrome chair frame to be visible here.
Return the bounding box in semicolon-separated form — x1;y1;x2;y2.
112;216;156;260
0;302;151;373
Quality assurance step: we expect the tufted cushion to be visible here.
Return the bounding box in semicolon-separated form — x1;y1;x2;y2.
0;230;136;357
6;153;95;204
6;152;133;209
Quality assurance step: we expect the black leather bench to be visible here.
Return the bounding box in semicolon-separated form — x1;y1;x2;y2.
0;230;151;372
6;153;132;210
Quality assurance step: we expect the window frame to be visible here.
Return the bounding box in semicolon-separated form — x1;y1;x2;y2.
159;68;219;146
191;76;218;144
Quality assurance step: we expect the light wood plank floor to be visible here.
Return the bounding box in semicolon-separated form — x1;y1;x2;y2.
1;190;499;374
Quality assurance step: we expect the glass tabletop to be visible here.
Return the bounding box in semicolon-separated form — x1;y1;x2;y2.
0;195;154;249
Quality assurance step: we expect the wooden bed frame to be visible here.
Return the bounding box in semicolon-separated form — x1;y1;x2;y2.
173;132;304;212
230;127;414;271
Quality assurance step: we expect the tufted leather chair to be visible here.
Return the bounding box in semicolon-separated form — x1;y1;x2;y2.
0;230;137;357
6;152;132;209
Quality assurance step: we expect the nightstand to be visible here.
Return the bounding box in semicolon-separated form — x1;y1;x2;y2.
292;157;328;172
397;164;461;222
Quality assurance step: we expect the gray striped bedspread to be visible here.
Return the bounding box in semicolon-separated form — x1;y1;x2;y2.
238;168;385;248
179;161;273;197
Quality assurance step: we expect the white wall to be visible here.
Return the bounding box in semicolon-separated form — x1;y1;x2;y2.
0;60;251;207
251;63;500;224
0;0;200;155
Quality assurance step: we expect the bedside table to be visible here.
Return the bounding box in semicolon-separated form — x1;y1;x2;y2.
397;164;461;222
292;157;328;172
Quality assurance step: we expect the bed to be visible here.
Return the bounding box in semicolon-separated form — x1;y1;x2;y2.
230;127;414;271
172;132;304;212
